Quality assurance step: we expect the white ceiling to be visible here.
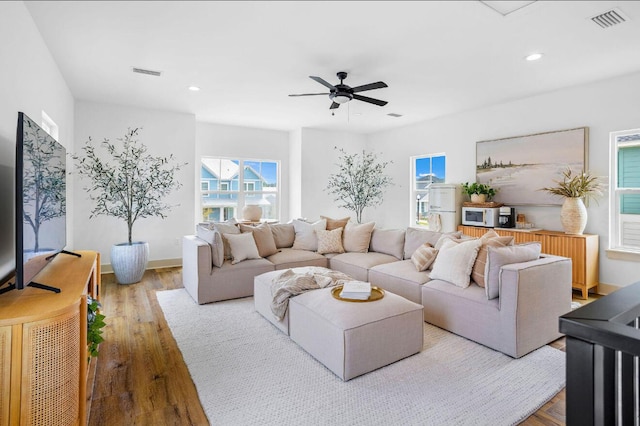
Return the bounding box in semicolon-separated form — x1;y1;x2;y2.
25;1;640;134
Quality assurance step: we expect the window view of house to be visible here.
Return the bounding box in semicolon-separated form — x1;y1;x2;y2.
610;130;640;251
411;154;446;226
200;158;279;222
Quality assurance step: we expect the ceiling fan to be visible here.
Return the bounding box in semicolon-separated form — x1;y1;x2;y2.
289;71;388;109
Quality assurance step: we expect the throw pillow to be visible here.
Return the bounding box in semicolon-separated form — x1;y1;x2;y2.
213;222;240;260
291;219;327;251
224;232;261;265
410;243;438;272
343;221;376;253
316;227;345;254
369;228;405;260
195;225;224;268
430;238;483;288
239;223;278;257
270;223;295;248
321;215;350;231
471;236;515;288
428;235;470;270
403;228;462;259
485;242;542;299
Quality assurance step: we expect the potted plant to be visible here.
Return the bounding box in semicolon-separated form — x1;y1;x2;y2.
325;148;393;223
87;296;106;360
541;167;605;234
461;182;497;203
73;128;186;284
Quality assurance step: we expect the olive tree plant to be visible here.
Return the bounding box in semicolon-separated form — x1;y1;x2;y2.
325;147;393;223
72;128;186;244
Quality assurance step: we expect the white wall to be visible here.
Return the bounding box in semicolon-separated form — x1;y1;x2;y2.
196;122;291;222
289;129;302;220
367;71;640;288
73;101;195;267
0;2;74;282
299;129;367;222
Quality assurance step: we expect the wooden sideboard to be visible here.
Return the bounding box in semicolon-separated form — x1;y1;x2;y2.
0;250;100;426
458;226;598;299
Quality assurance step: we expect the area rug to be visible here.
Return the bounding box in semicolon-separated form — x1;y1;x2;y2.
157;289;565;426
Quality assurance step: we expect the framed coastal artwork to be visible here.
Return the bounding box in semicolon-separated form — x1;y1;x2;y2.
475;127;588;206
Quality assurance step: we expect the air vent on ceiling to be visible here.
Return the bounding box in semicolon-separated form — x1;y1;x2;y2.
387;113;403;118
132;67;162;77
590;8;629;29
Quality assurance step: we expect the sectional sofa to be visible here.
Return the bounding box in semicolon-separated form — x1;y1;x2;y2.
182;219;572;358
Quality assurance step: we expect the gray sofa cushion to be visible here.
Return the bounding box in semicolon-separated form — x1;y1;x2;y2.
368;259;431;304
329;252;398;282
403;227;444;259
266;248;328;270
370;228;405;260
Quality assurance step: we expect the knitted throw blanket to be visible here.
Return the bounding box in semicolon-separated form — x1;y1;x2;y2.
270;267;352;321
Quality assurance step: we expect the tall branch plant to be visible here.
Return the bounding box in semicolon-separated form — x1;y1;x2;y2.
73;128;186;244
325;148;393;223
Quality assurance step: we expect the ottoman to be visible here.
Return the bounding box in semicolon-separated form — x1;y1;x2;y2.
289;288;424;381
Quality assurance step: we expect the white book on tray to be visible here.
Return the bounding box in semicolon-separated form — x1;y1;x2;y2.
340;281;372;300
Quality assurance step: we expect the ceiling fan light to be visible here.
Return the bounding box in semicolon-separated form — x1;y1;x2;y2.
333;94;351;104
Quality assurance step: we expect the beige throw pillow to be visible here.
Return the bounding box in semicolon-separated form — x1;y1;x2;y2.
410;243;438;272
485;242;542;299
291;219;327;251
321;215;350;231
239;223;278;257
224;232;261;264
343;221;376;253
471;236;515;288
270;223;295;248
430;238;483;288
213;222;240;259
316;227;345;254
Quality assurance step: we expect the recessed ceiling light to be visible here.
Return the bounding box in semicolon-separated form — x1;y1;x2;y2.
353;112;362;116
525;53;543;61
188;86;200;91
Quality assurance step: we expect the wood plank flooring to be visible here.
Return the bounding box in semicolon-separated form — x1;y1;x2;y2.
89;267;593;425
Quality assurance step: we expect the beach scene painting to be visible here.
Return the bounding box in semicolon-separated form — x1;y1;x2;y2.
476;127;587;206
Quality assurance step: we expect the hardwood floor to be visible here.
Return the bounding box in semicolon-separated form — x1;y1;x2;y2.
89;268;594;425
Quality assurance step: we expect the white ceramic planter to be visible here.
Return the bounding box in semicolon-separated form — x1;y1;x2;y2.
470;193;487;203
110;241;149;284
242;205;262;221
561;197;587;234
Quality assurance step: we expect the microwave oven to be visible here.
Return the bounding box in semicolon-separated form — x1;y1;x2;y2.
462;207;501;228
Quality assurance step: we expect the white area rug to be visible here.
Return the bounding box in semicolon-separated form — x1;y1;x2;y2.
157;289;565;426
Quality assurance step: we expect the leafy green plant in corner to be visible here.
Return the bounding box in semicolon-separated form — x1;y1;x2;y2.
87;295;106;359
461;182;497;200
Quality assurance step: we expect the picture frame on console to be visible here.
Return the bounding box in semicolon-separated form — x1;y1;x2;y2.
475;127;588;206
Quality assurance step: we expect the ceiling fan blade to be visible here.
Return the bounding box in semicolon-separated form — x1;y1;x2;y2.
310;76;336;90
329;102;340;109
353;94;388;106
351;81;388;93
288;93;329;97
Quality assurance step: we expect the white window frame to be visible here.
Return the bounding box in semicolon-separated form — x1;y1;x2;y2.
200;157;280;222
201;181;209;191
41;110;59;140
608;128;640;260
410;153;446;227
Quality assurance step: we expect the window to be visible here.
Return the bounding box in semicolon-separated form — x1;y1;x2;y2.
410;154;446;226
41;110;59;140
200;157;279;222
201;181;209;191
610;129;640;254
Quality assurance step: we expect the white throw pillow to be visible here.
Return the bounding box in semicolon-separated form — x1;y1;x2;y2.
430;238;483;288
224;232;261;264
291;219;327;251
343;221;376;253
195;225;224;268
316;227;345;254
485;242;542;299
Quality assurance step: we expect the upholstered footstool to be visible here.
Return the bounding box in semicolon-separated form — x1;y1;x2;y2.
288;288;424;381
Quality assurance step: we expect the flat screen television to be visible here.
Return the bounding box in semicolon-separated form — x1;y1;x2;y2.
13;112;67;291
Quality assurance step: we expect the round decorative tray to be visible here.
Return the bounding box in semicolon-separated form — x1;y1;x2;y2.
331;285;385;303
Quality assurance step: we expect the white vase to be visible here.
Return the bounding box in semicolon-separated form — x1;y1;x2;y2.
110;241;149;284
470;194;486;203
242;205;262;221
561;197;587;235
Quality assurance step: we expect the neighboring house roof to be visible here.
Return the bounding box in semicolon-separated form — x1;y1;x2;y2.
201;158;268;184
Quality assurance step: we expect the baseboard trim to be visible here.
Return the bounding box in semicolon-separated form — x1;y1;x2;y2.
101;258;182;274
